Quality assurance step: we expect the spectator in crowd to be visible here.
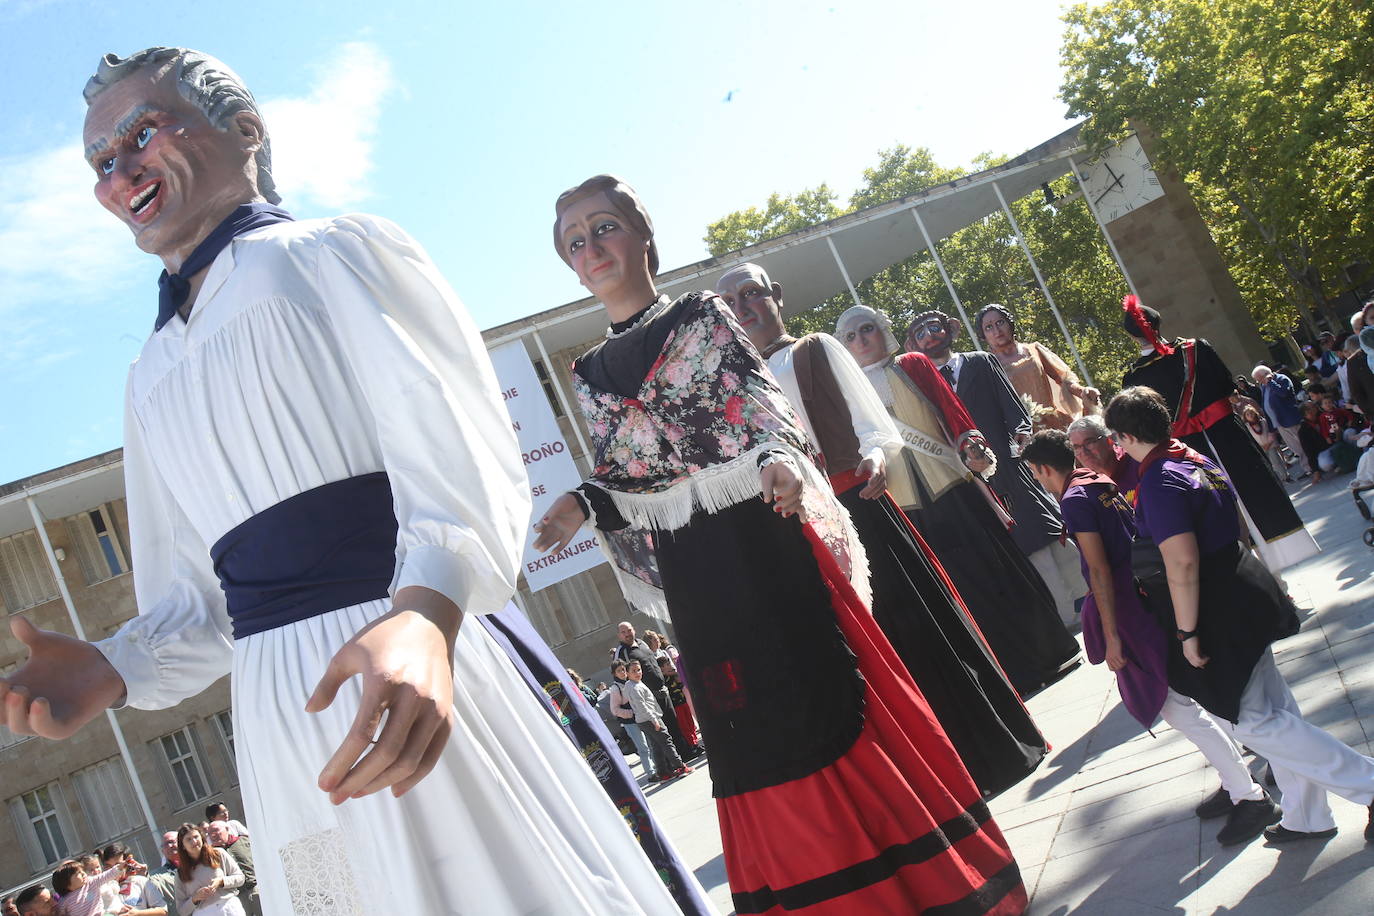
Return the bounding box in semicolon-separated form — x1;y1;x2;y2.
977;303;1099;430
612;622;698;758
625;660;692;782
1235;374;1263;402
173;824;245;916
609;659;655;779
3;896;18;916
566;668;598;705
1022;430;1281;846
1104;386;1374;844
203;804;249;839
658;656;700;755
1313;332;1341;380
51;856;124;916
99;842;165;916
207;822;259;916
1240;405;1290;482
1298;404;1331;483
146;832;179;903
1313;396;1363;476
13;887;54;916
1344;331;1374;418
1254;365;1312;477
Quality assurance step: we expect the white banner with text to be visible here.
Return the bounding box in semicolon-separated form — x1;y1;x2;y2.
488;340;605;592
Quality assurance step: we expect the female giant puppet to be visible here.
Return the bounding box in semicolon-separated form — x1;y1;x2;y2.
713;263;1047;799
536;176;1027;916
1120;298;1318;571
836;306;1081;696
0;48;700;915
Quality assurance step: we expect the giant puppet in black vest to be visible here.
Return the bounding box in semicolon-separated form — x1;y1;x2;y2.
905;310;1088;628
1120;296;1318;572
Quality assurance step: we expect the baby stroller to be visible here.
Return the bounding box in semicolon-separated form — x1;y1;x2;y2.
1354;485;1374;548
1354;431;1374;547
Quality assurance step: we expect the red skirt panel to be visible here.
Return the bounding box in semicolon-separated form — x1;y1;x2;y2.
717;523;1027;915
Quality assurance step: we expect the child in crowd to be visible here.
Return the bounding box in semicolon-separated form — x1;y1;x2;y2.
657;656;700;755
51;858;125;916
624;661;692;782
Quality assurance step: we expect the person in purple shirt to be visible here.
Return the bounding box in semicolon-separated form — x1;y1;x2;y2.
1066;415;1139;500
1105;386;1374;844
1023;430;1276;846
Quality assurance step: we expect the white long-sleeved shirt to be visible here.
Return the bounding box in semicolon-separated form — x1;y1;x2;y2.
767;334;902;469
96;215;530;710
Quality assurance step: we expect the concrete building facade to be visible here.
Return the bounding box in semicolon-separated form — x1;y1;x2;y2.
0;452;243;897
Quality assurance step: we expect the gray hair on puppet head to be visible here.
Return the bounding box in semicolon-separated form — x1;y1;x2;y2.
84;47;280;205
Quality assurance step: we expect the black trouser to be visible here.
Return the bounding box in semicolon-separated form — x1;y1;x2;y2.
642;718;685;775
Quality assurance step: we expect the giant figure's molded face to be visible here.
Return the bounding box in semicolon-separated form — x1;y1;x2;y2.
908;317;953;358
84;65;261;263
716;276;783;349
557;191;651;300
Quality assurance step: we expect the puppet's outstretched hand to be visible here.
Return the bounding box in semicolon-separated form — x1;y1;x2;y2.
0;616;125;738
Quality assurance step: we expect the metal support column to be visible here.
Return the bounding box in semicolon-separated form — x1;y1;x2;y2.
826;237;863;307
1067;157;1140;299
991;181;1094;388
25;494;162;853
911;209;979;345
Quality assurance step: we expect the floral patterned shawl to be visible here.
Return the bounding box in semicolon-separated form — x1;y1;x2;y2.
573;292;867;610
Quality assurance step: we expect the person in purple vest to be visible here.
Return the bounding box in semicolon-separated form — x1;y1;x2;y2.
1022;430;1280;848
0;47;690;914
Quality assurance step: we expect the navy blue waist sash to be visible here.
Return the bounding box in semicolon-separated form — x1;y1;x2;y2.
210;473;398;639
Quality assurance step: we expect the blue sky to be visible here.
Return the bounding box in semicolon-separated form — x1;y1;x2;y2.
0;0;1083;482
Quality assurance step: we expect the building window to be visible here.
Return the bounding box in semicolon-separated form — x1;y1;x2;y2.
0;530;58;613
157;727;210;808
0;664;35;751
66;503;129;585
71;758;141;846
533;360;565;418
7;783;76;871
212;710;237;782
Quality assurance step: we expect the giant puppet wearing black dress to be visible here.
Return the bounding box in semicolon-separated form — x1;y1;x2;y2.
714;263;1047;799
1120;297;1318;571
536;176;1027;916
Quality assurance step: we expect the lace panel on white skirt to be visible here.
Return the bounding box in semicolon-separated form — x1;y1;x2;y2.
278;827;365;915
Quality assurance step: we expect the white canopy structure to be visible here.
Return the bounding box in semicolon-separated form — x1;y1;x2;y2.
484;123;1134;393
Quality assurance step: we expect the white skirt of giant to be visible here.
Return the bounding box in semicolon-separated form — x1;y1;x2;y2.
231;599;688;915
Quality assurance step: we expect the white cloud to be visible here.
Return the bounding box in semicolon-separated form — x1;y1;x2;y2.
0;142;152;320
263;41;397;210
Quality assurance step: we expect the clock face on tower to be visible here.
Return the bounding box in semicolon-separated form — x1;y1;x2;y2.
1080;134;1165;223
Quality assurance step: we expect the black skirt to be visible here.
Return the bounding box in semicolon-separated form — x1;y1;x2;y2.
838;487;1047;797
654;497;865;798
900;474;1082;696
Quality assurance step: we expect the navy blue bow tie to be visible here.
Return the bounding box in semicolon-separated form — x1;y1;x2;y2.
155;202;294;331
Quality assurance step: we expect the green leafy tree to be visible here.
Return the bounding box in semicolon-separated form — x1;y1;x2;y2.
704;147;1140;391
1060;0;1374;332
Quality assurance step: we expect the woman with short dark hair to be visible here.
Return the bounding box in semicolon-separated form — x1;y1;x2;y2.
1105;385;1374;843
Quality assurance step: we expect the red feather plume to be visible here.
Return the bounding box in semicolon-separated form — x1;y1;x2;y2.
1122;294;1173;356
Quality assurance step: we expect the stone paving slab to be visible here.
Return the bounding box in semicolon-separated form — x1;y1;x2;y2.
642;475;1374;915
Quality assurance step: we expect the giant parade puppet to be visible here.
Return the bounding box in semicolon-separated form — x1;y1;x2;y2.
0;48;708;915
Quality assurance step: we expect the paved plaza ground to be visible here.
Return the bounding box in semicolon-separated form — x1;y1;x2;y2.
640;475;1374;914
